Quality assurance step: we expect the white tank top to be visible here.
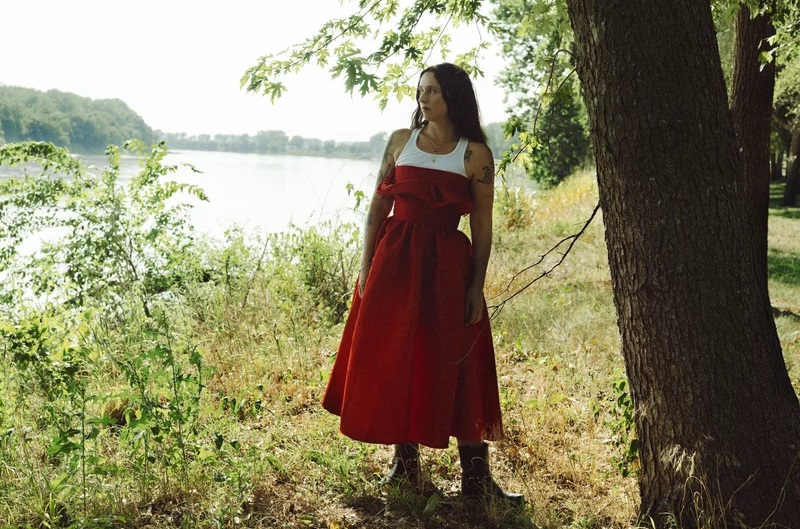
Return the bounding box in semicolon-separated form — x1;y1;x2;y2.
396;128;469;178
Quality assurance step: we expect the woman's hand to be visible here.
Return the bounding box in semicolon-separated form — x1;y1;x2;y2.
357;264;371;298
464;284;485;325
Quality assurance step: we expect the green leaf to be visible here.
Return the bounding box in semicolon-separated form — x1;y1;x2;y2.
50;472;72;490
423;493;442;515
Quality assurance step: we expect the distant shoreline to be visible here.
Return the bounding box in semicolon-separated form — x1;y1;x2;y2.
163;146;382;162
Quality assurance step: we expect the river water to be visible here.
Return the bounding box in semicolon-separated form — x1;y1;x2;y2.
164;150;378;236
0;149;379;239
0;148;535;242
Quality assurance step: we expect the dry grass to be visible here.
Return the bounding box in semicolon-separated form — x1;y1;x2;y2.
487;171;637;527
176;170;638;528
1;172;798;528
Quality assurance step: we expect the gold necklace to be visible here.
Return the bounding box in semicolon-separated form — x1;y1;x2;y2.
425;130;440;153
424;127;456;164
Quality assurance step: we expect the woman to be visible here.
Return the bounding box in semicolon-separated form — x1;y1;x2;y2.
322;63;522;503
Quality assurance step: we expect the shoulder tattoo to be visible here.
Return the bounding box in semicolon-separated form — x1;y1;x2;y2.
377;135;395;183
477;165;494;185
464;148;473;162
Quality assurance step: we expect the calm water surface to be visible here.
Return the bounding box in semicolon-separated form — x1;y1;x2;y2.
0;149;379;238
164;150;378;236
2;148;536;240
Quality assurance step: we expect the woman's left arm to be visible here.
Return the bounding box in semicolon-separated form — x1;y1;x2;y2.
465;142;495;325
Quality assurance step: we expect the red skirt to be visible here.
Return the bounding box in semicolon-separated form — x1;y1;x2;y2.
321;166;503;449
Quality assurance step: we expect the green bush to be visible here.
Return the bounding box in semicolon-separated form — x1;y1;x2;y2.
288;221;360;324
0;140;207;318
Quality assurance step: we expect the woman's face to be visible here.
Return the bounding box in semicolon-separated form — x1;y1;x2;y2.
418;72;447;122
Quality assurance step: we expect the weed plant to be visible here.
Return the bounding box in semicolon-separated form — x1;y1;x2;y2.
0;144;798;528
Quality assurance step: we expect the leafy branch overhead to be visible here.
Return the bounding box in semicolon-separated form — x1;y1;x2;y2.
713;0;800;63
241;0;495;108
242;0;590;186
243;0;799;106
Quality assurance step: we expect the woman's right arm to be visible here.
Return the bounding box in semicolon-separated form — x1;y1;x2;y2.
358;129;409;297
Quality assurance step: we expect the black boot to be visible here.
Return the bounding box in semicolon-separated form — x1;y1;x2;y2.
459;442;524;504
380;443;420;487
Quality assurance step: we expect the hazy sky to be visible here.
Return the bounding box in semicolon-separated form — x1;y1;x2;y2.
3;1;508;142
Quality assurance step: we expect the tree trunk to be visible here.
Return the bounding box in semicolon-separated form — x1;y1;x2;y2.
781;131;800;207
564;1;800;527
770;149;783;182
730;4;775;287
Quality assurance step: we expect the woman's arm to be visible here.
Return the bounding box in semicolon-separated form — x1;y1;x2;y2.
358;129;409;297
464;142;495;325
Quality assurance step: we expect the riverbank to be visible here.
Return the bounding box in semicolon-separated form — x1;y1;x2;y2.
0;169;797;528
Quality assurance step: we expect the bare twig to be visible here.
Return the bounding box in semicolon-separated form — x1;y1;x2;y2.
488;201;600;320
242;236;271;309
423;13;454;67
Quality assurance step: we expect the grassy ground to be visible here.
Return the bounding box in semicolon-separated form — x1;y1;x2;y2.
0;173;798;528
769;182;800;391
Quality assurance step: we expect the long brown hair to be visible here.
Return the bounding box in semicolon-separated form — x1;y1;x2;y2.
411;63;487;143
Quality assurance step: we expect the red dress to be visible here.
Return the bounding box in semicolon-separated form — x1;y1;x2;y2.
321;164;503;449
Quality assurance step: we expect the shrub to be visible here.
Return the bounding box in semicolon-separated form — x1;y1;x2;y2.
0;140;207;318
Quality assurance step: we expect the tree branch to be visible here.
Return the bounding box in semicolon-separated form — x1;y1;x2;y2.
487;201;600;320
497;49;578;177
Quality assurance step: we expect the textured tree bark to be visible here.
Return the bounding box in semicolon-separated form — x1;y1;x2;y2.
730;4;775;287
564;0;800;527
781;131;800;207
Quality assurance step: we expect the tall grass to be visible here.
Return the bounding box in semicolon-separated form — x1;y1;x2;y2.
1;164;798;528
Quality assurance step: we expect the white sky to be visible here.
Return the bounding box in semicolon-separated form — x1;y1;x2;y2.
2;1;508;142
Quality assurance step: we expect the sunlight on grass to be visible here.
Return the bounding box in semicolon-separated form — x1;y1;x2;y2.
1;169;798;528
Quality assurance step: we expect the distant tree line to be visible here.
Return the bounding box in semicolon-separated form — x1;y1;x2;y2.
160;122;514;161
0;83;516;163
158;130;390;159
0;85;155;152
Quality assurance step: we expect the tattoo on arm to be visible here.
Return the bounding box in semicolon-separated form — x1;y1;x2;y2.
477;165;494;185
377;134;395;184
464;148;473;162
